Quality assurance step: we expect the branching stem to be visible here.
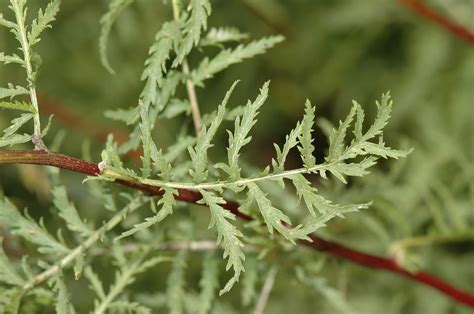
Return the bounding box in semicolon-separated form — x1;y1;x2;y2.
11;0;45;149
21;196;147;291
1;149;473;307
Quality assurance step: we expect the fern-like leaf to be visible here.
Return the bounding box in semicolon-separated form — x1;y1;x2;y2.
189;81;238;182
191;36;284;86
115;187;177;241
0;85;28;100
201;27;248;47
0;197;69;256
52;186;93;238
197;252;219;314
28;0;61;46
0;101;34;112
0;238;25;286
247;182;298;242
200;190;245;295
141;21;181;106
298;100;316;168
167;251;187;314
219;81;269;181
173;0;211;66
99;0;135;74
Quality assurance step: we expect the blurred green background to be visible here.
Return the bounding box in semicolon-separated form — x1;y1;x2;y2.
1;0;473;313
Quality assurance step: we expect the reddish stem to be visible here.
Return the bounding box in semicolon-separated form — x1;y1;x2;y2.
397;0;474;45
1;149;473;307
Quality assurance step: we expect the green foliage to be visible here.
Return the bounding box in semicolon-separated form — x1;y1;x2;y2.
3;0;469;313
191;36;284;86
173;0;211;66
99;0;135;74
200;191;245;295
0;196;69;256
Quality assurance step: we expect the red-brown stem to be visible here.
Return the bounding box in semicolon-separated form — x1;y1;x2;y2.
397;0;474;45
1;149;473;307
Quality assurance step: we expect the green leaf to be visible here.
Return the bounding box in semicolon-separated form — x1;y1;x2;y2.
327;104;357;161
241;256;258;306
53;272;75;314
173;0;212;66
84;267;106;301
361;92;393;141
198;252;219;314
0;52;23;65
0;85;28;100
141;21;181;106
0;197;69;256
167;251;187;314
28;0;61;46
0;101;34;112
0;134;32;148
191;36;284;86
298;100;316;168
99;0;135;74
104;107;139;125
272;123;301;174
115;187;177;241
0;238;25;286
189;81;238;182
219;81;269;181
52;185;93;238
93;252;170;313
296;269;355;314
247;182;298;242
2;113;34;138
139;101;152;178
201;27;248;47
199;190;245;295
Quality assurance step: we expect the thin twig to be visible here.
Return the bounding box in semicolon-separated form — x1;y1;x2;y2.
21;196;147;291
254;266;278;314
397;0;474;45
1;149;474;308
172;0;202;135
183;60;202;135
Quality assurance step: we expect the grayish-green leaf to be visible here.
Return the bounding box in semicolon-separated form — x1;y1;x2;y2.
219;81;269;180
298;100;316;168
99;0;135;74
0;85;28;100
0;101;34;112
192;36;283;86
167;251;187;314
198;252;219;314
173;0;211;66
199;190;245;295
0;197;69;256
0;238;25;286
141;21;180;106
201;27;248;46
115;187;177;241
52;186;93;238
28;0;61;46
189;81;238;182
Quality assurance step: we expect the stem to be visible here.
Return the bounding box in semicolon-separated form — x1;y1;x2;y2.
254;266;278;314
22;196;147;291
140;163;331;190
171;0;202;135
11;1;45;149
1;149;474;307
397;0;474;45
391;234;474;251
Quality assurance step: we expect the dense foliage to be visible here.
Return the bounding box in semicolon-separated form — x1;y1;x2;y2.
0;0;472;313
